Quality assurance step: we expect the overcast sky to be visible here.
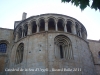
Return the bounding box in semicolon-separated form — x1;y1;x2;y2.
0;0;100;40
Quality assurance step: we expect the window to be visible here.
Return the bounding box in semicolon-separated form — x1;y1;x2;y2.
57;19;64;31
24;24;28;37
39;19;45;31
60;45;63;58
0;43;7;53
48;18;55;31
18;28;22;39
66;21;72;33
15;43;24;64
32;21;37;33
54;35;73;59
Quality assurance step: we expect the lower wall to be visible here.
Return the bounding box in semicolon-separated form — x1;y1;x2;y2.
88;40;100;75
9;32;97;75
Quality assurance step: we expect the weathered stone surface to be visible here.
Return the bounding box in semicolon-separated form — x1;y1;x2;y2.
0;13;99;75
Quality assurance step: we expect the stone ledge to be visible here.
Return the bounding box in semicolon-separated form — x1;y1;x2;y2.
0;53;7;57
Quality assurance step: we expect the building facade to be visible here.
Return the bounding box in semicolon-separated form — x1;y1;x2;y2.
0;13;100;75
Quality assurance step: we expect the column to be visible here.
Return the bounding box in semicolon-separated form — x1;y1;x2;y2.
15;32;18;42
55;20;58;31
37;25;39;33
78;25;82;37
36;21;39;33
71;22;76;34
64;22;67;32
82;31;87;40
45;20;48;31
28;23;32;35
22;26;24;37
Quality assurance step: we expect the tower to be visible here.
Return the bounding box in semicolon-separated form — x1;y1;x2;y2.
9;13;96;75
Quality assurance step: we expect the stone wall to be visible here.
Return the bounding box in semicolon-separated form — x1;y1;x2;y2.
88;40;100;75
0;28;13;75
9;32;96;75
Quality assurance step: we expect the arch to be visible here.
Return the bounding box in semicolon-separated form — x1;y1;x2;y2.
15;43;24;64
57;19;64;31
75;22;81;37
54;35;73;59
18;27;22;39
0;40;9;44
31;21;37;33
23;24;28;37
47;16;56;22
39;19;45;31
66;20;72;33
48;18;55;31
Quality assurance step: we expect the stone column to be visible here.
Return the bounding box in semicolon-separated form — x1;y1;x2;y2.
79;29;82;37
64;22;67;32
15;32;18;42
71;22;76;34
78;25;82;37
36;21;39;33
37;25;39;33
22;26;24;37
82;31;87;40
45;20;48;31
28;22;32;35
55;20;58;31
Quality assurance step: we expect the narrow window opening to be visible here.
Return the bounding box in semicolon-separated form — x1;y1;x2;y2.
48;18;55;31
57;19;64;31
18;28;22;39
79;31;80;36
60;45;63;58
32;21;37;33
15;43;24;64
66;21;72;33
40;19;45;31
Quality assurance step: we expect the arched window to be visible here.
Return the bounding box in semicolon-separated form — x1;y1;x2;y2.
54;35;73;59
39;19;45;31
32;21;37;33
15;43;24;64
48;18;55;31
24;24;28;37
75;22;82;37
0;43;7;53
18;28;22;39
66;21;72;33
57;19;64;31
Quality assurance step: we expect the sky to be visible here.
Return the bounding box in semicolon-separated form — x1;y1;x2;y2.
0;0;100;40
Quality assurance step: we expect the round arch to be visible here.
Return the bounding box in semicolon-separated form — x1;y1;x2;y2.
54;35;73;59
30;20;37;33
38;18;45;32
47;17;56;31
57;18;65;31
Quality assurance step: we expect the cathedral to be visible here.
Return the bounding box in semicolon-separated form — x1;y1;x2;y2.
0;12;100;75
